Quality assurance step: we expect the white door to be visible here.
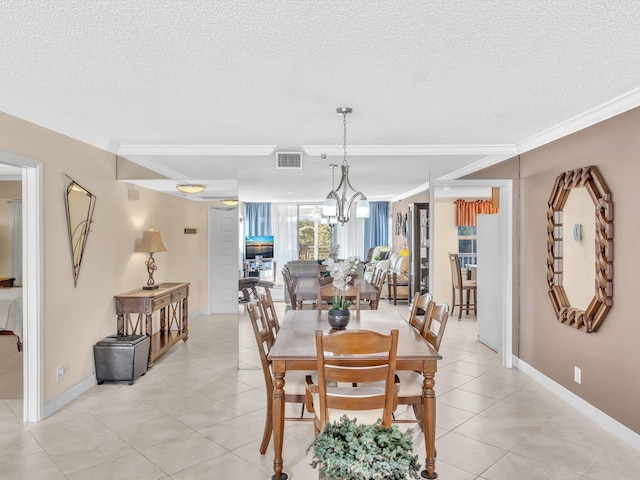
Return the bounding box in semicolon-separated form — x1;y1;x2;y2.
208;207;239;313
477;213;503;353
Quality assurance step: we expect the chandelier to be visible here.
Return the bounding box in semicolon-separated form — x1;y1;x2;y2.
322;107;369;224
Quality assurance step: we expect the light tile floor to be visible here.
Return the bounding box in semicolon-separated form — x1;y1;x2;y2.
1;293;639;479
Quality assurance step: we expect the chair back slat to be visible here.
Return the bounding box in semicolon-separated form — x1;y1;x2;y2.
448;253;463;288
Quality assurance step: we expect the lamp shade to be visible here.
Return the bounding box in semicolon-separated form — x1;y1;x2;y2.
323;197;338;217
355;199;370;218
399;246;409;257
135;228;167;253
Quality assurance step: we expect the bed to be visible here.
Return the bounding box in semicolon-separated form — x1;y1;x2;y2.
0;287;23;352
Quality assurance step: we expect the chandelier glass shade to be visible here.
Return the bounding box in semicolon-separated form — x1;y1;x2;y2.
322;107;369;224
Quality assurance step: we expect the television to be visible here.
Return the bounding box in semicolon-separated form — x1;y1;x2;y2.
245;235;274;260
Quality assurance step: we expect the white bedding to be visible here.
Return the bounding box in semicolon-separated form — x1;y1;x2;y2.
0;287;23;341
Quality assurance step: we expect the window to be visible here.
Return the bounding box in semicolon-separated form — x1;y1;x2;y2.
298;205;332;260
457;226;477;268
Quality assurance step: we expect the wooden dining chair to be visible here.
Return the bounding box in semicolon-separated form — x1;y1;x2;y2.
423;303;449;351
317;283;361;315
305;329;399;433
368;268;387;310
407;292;434;334
448;253;477;319
246;303;313;454
394;302;450;431
281;267;298;310
257;289;280;349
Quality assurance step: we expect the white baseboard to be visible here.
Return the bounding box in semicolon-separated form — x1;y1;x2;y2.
43;373;96;419
42;309;212;419
189;308;207;319
514;355;640;452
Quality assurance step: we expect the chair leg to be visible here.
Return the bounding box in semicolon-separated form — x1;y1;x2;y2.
465;289;470;314
457;288;462;320
451;286;456;318
259;393;273;454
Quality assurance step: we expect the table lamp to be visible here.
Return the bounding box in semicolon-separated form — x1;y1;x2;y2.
135;228;167;290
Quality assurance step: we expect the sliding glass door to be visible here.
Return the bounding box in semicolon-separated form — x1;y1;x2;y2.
298;205;332;260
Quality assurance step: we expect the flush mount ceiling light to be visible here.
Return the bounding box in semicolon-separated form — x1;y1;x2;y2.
176;184;205;194
222;199;239;206
322;107;369;224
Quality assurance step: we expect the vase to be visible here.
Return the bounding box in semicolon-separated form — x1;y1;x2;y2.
327;309;350;330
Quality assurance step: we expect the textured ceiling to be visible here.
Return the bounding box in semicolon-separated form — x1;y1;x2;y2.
0;1;639;201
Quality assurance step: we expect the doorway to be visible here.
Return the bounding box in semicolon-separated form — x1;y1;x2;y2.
430;179;513;367
0;151;43;422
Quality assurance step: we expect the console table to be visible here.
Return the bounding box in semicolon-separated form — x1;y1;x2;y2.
114;282;189;367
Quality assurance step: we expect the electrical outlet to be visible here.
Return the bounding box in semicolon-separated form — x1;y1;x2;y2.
56;366;65;383
574;366;581;384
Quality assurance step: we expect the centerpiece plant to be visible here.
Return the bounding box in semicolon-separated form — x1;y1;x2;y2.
308;415;421;480
324;256;359;310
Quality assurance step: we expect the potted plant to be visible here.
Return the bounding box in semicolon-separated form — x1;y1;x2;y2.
308;415;421;480
323;257;359;329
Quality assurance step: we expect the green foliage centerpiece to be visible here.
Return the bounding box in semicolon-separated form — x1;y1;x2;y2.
324;256;359;329
308;415;421;480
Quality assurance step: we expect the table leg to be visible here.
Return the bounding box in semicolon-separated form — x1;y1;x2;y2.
116;314;124;336
145;313;153;368
272;364;288;480
421;367;438;479
182;297;189;341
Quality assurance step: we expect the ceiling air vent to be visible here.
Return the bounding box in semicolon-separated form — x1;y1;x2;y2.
276;151;303;169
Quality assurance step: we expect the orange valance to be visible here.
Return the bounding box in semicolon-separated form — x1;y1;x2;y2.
454;199;499;226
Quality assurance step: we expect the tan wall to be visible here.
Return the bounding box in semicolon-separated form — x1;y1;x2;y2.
0;112;211;403
517;107;640;433
433;199;458;304
391;191;428;253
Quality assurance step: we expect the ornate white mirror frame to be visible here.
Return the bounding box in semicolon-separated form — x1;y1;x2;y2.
547;166;613;332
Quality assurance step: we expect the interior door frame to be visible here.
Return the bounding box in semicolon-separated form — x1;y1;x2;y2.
429;179;514;367
0;151;43;421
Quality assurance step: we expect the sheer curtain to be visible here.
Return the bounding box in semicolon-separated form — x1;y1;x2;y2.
334;215;365;260
10;200;22;286
244;202;272;236
272;203;298;280
364;201;389;252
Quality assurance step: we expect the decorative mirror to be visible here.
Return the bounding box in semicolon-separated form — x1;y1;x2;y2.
547;166;613;332
63;175;96;287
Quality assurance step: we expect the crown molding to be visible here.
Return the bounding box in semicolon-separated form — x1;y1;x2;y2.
517;86;640;154
390;181;430;202
302;144;518;156
437;154;517;180
124;157;188;180
118;145;276;156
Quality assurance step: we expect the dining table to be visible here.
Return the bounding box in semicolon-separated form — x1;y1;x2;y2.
267;309;442;479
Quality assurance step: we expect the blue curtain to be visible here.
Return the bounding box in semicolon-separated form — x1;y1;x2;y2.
244;203;272;236
363;202;389;252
